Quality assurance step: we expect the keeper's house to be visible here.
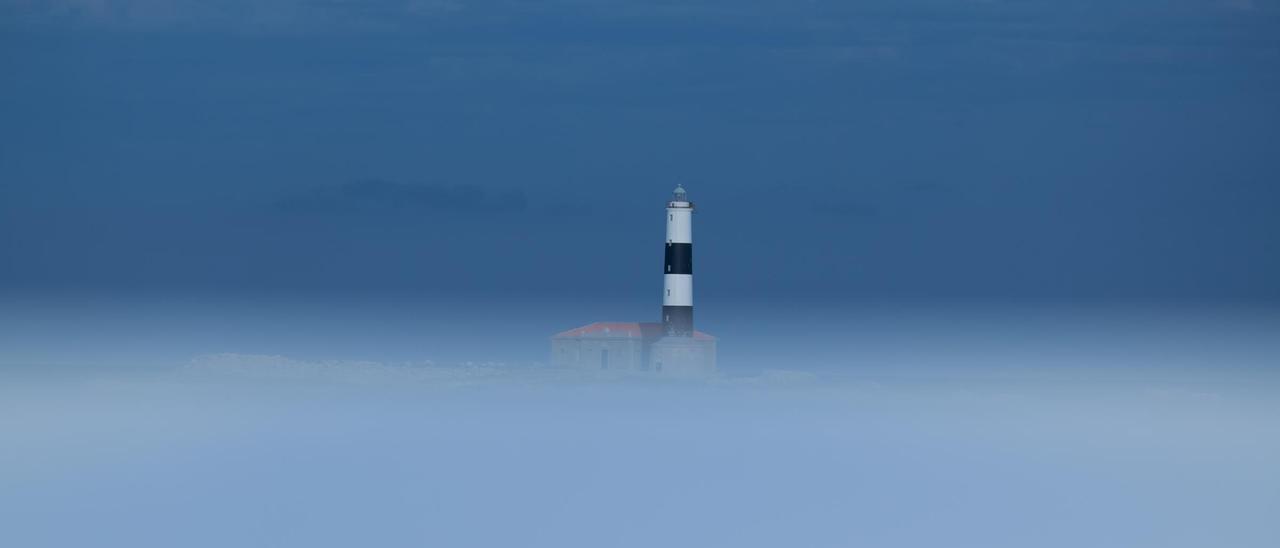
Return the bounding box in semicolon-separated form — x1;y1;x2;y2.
551;322;716;374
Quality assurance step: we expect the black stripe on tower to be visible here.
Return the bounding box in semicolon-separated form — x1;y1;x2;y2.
663;305;693;337
664;243;692;274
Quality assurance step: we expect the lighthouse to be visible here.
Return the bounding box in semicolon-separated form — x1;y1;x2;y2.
549;185;717;376
663;185;694;337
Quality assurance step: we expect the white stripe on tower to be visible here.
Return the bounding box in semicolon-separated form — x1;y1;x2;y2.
663;185;694;337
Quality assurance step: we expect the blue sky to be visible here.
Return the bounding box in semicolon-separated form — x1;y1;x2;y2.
2;1;1278;303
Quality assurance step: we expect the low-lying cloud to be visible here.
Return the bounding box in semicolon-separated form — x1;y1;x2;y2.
275;180;528;218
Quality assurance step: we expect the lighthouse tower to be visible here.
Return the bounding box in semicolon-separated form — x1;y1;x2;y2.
663;185;694;337
646;185;715;375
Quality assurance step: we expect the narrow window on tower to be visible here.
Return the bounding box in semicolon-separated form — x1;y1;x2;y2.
667;289;670;296
667;265;671;272
669;214;673;221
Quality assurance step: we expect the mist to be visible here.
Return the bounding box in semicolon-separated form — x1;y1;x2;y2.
3;296;1278;547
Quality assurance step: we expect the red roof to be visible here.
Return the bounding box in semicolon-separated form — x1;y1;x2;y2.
553;322;715;341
